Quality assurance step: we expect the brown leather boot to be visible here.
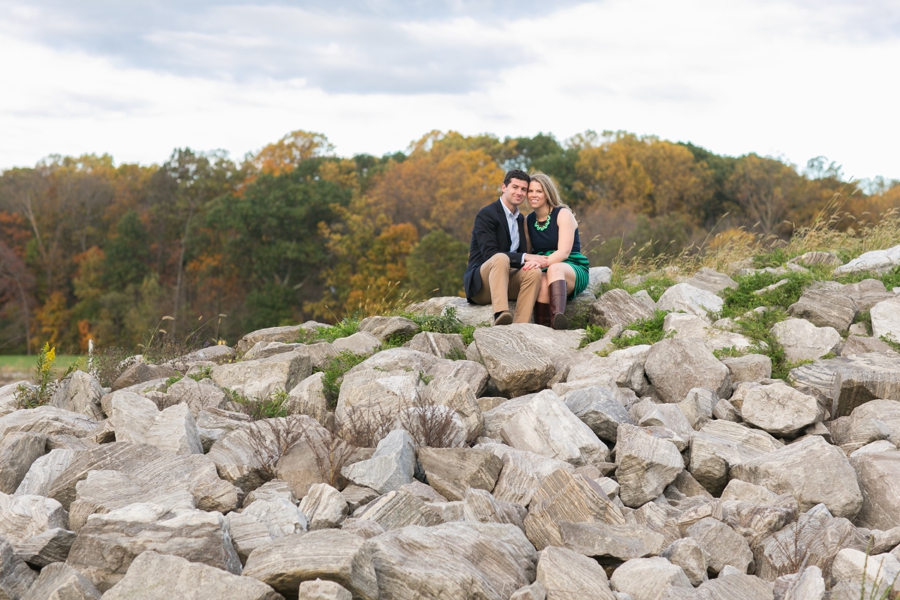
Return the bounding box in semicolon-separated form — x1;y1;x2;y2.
549;280;568;330
534;302;552;327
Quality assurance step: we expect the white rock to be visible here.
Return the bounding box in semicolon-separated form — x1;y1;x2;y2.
341;429;416;494
771;318;841;361
500;389;609;466
656;283;724;319
610;557;692;600
872;296;900;343
740;381;821;437
833;244;900;276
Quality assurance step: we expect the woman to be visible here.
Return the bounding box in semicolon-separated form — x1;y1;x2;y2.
522;173;590;329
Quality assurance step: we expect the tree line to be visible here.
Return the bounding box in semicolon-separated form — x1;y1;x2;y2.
1;129;898;354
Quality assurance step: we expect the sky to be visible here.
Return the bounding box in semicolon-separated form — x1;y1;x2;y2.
2;0;899;182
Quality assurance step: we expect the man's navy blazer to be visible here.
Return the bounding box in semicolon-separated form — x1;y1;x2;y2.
464;199;527;302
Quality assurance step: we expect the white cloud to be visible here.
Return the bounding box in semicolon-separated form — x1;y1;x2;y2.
1;0;898;181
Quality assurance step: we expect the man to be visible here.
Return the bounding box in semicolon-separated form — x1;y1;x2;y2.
464;169;547;326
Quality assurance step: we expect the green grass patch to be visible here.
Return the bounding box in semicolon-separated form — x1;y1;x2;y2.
727;307;802;381
720;271;815;318
187;365;212;381
752;247;792;268
622;275;677;302
881;334;900;353
320;351;369;410
579;324;609;349
297;316;361;344
163;375;183;391
224;388;290;420
600;310;670;354
713;346;746;360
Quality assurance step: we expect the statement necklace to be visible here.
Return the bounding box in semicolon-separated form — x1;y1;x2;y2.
534;212;552;232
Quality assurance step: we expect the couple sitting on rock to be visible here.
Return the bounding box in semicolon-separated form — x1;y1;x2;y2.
464;169;590;328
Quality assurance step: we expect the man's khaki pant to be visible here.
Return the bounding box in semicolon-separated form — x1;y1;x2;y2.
471;254;541;323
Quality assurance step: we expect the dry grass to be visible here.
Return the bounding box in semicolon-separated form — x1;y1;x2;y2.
602;201;900;283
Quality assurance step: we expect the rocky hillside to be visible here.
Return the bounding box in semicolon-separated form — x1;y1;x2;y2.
0;245;899;599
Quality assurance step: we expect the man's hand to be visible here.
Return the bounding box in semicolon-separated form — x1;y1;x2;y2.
524;254;550;268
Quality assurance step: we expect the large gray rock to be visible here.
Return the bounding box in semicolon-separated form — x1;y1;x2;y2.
68;469;194;531
243;530;376;600
755;505;867;582
524;468;625;550
332;332;381;355
341;429;416;494
417;447;502;501
564;385;634;442
790;353;900;411
473;326;558;397
722;354;773;383
111;362;180;392
359;316;418;341
363;522;536;600
685;267;738;294
111;394;203;455
589;289;655;328
772;565;825;600
831;548;900;599
482;444;574;507
227;498;308;562
236;324;311;354
560;521;667;560
850;450;900;530
536;545;615;599
731;436;862;518
841;335;898;356
610;557;692;600
841;278;895;310
663;313;757;354
661;538;708;587
298;579;352;600
354;490;439;531
46;442;240;513
788;289;858;332
656;283;724;319
689;420;783;495
299;483;349;531
0;406;97;439
211;350;311;399
205;415;331;494
66;504;241;592
833;244;900;276
461;488;526;531
0;492;68;554
615;424;684;507
164;377;228;415
872;296;900;343
14;448;74;497
771;318;841;362
644;338;731;404
405;332;466;359
21;562;101;600
0;537;38;600
0;432;47;494
740;381;820;437
102;551;283;600
568;346;652;396
50;371;104;420
687;517;753;574
829;358;900;418
500;390;609;466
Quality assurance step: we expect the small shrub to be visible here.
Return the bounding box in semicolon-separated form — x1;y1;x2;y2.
15;343;78;408
225;388;290;420
338;403;395;448
881;334;900;353
856;310;873;335
163;375;183;391
579;324;609;349
91;346;137;388
187;365;212;381
721;271;815;318
713;346;746;359
242;415;309;481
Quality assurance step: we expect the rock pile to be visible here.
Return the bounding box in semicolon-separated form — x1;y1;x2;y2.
1;248;900;599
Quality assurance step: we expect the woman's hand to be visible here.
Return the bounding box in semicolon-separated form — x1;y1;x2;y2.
524;254;550;268
521;260;544;271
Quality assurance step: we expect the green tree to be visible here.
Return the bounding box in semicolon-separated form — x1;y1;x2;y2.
405;230;468;298
102;210;150;291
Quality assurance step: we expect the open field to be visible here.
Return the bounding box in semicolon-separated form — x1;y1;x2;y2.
0;355;84;386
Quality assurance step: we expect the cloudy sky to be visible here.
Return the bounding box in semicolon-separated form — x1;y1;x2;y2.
2;0;898;181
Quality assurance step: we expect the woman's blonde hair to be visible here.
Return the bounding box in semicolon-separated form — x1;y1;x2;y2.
529;172;568;211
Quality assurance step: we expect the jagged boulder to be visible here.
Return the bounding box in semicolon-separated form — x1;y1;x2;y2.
740;381;821;437
363;522;536;600
589;288;655;328
771;318;841;362
615;424;684;507
644;338;731;403
656;283;724;319
789;288;857;332
730;436;862;518
850;450;900;530
211;350;311;399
